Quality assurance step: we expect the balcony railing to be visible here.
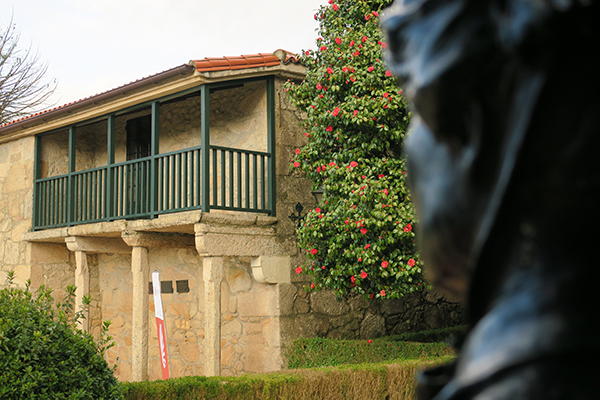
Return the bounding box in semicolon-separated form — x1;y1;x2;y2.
31;76;277;231
33;145;273;230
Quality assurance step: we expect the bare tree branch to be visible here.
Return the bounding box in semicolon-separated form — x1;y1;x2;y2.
0;17;56;124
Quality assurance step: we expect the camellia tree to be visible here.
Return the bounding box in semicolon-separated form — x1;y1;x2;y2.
285;0;426;299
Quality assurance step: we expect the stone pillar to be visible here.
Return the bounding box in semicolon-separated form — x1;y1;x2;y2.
121;230;195;381
203;256;224;376
74;251;90;331
130;246;149;382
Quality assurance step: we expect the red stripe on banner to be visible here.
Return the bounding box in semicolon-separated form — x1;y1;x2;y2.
155;317;170;379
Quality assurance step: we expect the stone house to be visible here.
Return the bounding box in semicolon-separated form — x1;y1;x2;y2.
0;50;461;382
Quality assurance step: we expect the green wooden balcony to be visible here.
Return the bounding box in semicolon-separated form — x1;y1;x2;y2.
32;77;276;231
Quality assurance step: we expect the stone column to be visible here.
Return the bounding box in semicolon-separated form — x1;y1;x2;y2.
74;251;90;331
130;246;149;381
203;256;224;376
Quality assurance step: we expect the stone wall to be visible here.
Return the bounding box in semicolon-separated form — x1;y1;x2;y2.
0;136;35;286
280;283;462;344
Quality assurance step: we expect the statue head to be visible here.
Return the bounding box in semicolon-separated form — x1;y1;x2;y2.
382;0;600;303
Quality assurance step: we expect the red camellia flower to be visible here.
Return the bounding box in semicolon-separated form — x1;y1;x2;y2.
360;228;368;235
407;258;416;267
383;92;390;98
316;83;323;90
332;4;339;11
310;248;318;255
379;289;386;297
378;174;385;178
364;244;371;249
381;261;389;268
403;223;413;232
293;161;300;168
353;50;361;57
326;67;334;74
305;50;311;55
372;11;380;16
335;37;342;45
303;132;310;137
385;70;393;77
295;266;303;274
349;40;355;47
349;161;358;167
350;76;357;82
321;265;326;270
360;270;368;279
350;275;356;284
365;14;372;20
294;148;301;155
325;125;333;132
362;36;368;43
315;207;321;213
367;66;375;72
310;282;316;289
329;161;336;167
332;107;341;116
316;166;322;173
367;339;373;343
353;110;359;116
358;257;362;262
344;219;350;224
320;45;328;51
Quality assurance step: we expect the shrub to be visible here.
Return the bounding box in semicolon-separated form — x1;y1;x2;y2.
0;272;122;399
285;0;425;298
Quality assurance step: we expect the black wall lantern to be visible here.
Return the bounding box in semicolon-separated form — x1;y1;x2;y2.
288;188;325;228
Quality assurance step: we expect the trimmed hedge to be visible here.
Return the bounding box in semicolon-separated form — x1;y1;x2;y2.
286;337;452;369
122;358;451;400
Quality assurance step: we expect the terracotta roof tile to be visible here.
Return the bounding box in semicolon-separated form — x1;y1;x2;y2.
192;53;281;72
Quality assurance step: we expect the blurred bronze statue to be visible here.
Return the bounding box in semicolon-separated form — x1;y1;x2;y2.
383;0;600;398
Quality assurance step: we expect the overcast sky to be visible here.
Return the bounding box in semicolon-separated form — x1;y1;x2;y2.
2;0;323;107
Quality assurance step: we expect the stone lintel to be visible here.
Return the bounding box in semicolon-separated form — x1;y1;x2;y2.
121;231;195;248
65;236;130;254
194;223;285;257
250;256;291;284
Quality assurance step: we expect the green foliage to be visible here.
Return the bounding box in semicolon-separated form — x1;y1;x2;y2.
0;272;122;400
285;337;452;369
285;0;424;298
121;359;450;400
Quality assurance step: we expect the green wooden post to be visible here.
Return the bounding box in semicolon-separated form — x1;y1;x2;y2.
201;85;210;212
151;102;159;217
67;127;76;225
266;77;276;215
32;135;42;229
106;115;115;219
